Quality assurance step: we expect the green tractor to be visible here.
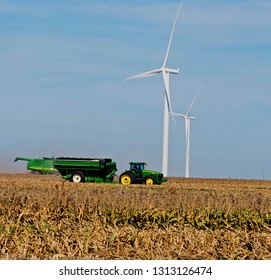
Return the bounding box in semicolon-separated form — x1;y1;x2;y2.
119;162;167;185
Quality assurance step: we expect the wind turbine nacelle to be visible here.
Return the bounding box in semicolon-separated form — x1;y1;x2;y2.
165;67;179;74
172;112;186;119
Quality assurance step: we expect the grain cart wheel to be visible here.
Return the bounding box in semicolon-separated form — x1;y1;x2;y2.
71;171;85;183
145;176;156;185
119;172;135;185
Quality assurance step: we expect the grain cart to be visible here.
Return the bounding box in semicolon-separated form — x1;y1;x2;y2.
119;162;167;185
53;157;117;183
14;157;58;174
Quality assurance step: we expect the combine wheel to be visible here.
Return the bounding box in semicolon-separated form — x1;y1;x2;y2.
119;172;135;185
145;176;156;185
71;171;85;183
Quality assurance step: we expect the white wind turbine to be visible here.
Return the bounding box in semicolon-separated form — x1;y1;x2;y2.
125;2;182;177
172;85;203;178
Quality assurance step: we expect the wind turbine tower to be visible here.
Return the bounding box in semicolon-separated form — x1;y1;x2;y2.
172;85;203;178
125;2;182;177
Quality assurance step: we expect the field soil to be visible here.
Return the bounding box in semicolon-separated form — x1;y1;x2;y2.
0;173;270;260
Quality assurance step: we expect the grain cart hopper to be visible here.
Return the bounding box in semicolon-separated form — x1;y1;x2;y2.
119;162;167;185
14;157;57;174
53;157;117;183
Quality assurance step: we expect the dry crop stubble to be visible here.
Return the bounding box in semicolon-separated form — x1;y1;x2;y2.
0;174;270;259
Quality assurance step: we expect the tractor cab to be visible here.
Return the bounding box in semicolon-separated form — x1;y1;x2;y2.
129;162;146;176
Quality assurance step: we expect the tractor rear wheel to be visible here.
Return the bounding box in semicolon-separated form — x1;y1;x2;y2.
71;171;85;183
119;172;136;185
145;176;156;185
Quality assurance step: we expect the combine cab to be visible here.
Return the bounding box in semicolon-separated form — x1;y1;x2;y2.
119;162;167;185
53;157;117;183
14;157;57;174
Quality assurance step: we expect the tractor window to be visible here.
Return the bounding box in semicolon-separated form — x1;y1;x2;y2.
139;163;145;170
130;163;145;172
130;163;137;171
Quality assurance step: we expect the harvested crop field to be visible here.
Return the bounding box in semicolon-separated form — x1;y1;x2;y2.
0;173;271;260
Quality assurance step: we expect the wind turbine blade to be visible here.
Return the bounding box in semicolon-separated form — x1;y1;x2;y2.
124;68;162;81
162;70;176;125
163;1;182;68
162;71;171;111
172;112;176;125
187;84;204;116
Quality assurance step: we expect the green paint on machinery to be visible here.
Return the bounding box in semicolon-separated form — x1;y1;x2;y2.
15;157;167;185
53;157;117;183
14;157;58;174
53;159;166;185
119;162;167;185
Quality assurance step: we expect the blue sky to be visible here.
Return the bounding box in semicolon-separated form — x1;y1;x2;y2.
1;0;271;179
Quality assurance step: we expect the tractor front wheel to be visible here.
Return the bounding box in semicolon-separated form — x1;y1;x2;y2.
145;176;156;185
119;172;135;185
71;171;85;183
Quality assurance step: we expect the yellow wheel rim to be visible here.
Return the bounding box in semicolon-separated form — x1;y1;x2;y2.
121;174;131;185
146;178;154;185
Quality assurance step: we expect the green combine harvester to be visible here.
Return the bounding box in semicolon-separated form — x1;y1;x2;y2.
14;157;58;174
